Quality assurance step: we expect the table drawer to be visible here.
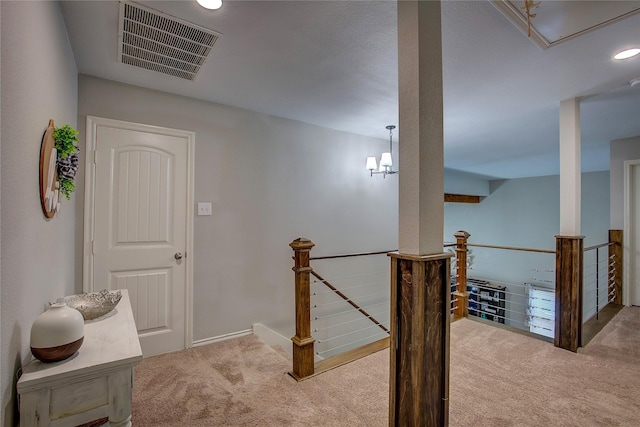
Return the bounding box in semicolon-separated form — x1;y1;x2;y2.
50;376;109;420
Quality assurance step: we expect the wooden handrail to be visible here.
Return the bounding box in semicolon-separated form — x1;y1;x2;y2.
310;250;395;261
310;270;390;334
311;244;457;260
466;242;554;254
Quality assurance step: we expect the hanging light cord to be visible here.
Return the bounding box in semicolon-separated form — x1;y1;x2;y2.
387;125;395;157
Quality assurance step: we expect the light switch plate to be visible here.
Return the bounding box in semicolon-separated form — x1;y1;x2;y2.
197;202;212;216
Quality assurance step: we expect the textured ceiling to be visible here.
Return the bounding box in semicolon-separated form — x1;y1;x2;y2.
60;0;640;179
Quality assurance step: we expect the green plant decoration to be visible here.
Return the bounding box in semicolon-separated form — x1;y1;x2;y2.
58;178;76;200
53;125;78;159
53;124;80;200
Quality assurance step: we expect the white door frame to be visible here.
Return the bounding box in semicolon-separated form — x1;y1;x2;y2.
83;115;195;349
623;159;640;306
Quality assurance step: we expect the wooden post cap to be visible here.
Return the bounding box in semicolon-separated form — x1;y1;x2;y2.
454;230;470;239
290;238;315;250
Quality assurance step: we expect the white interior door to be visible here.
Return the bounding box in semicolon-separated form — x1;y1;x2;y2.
86;117;193;357
630;163;640;306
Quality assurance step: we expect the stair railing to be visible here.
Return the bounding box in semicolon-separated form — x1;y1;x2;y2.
451;229;624;351
290;238;393;381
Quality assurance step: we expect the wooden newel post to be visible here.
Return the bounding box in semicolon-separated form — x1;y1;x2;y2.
453;231;470;319
609;230;623;305
554;235;584;352
290;238;316;380
389;252;452;427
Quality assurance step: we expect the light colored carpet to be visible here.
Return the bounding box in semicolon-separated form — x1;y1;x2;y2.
132;307;640;426
449;306;640;427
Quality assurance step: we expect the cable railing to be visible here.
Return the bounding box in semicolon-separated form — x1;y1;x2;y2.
461;242;556;338
310;263;390;360
289;239;394;380
582;242;616;322
290;230;625;379
446;230;555;335
444;242;459;317
450;231;624;347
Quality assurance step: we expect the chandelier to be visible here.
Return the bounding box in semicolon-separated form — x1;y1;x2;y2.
366;125;398;178
521;0;540;37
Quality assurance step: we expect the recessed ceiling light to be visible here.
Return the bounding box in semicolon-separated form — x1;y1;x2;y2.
197;0;222;10
614;48;640;60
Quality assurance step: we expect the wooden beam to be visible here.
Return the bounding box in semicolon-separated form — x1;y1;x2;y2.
444;193;481;203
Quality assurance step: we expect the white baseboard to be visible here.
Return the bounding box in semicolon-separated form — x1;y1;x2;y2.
199;325;323;363
252;323;293;358
252;324;326;362
192;328;253;348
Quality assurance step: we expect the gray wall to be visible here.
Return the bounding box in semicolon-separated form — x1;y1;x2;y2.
445;171;610;250
77;75;399;342
610;136;640;229
0;2;78;426
444;169;490;196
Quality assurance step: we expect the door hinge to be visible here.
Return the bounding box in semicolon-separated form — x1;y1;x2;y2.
92;240;95;255
93;150;98;164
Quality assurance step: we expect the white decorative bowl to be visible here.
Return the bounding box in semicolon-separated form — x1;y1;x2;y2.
61;290;122;321
30;303;84;363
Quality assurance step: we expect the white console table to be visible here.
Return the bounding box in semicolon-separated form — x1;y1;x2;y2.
18;290;142;427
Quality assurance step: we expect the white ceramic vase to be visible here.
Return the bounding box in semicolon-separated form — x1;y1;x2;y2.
30;302;84;363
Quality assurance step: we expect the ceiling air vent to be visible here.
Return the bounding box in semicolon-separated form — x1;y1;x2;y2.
118;1;221;81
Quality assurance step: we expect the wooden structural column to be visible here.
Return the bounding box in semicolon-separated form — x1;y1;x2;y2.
290;238;315;380
609;230;623;305
453;231;470;319
555;235;584;352
389;252;452;427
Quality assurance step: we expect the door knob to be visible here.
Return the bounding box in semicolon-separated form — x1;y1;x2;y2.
174;252;183;260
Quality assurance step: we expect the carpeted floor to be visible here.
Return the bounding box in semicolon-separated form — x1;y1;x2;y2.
132;307;640;426
449;306;640;426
